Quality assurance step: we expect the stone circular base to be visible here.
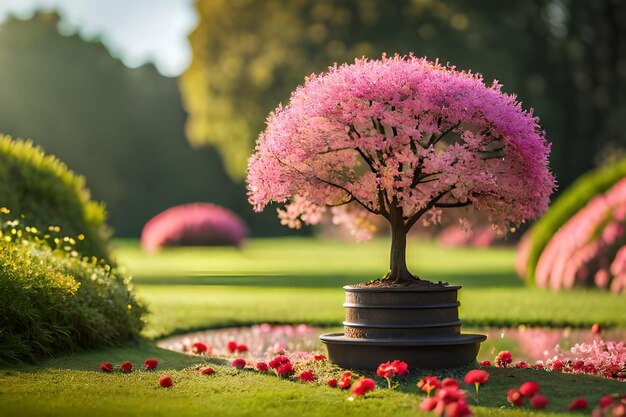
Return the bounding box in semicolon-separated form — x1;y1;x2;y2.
320;332;486;370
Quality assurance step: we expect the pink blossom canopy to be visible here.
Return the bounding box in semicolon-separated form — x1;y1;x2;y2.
247;55;555;239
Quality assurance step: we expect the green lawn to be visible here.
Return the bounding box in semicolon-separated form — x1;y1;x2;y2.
112;238;626;338
1;238;624;417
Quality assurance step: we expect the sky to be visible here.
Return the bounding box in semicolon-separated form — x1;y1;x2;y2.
0;0;198;77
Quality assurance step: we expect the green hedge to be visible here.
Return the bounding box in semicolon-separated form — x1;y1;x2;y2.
0;135;111;261
0;238;145;364
525;159;626;285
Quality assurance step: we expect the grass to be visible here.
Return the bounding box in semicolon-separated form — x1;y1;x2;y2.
1;237;625;416
111;238;626;338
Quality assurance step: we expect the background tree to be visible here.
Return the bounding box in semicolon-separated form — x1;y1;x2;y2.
247;56;555;283
183;0;625;191
0;13;287;237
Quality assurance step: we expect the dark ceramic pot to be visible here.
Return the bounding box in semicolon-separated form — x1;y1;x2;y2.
321;284;486;370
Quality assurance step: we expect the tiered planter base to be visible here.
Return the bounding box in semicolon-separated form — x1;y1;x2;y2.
320;284;486;370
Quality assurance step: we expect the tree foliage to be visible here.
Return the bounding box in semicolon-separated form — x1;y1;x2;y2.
247;56;554;282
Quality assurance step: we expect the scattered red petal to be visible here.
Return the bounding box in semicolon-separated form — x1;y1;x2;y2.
99;362;114;373
519;381;540;397
352;378;376;396
327;378;337;388
200;367;215;375
441;378;459;389
120;361;133;373
480;360;491;367
298;370;315;382
419;397;439;411
507;389;524;406
314;354;326;361
227;340;238;353
192;342;209;355
231;358;246;369
144;358;159;371
599;395;615;408
591;323;601;334
236;344;248;353
159;375;173;388
568;397;588;410
338;376;351;390
530;394;548;409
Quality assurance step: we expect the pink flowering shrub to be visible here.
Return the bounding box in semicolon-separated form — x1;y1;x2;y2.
525;178;626;293
248;54;554;282
141;203;248;252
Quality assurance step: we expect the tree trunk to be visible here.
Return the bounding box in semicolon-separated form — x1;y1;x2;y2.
387;208;416;283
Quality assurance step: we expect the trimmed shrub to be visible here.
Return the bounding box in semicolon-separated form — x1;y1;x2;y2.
0;236;145;364
141;203;248;252
521;159;626;285
0;135;111;261
519;178;626;293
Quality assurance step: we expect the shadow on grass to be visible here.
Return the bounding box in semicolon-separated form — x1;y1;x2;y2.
131;271;522;289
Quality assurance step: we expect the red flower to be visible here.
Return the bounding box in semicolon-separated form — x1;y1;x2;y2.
599;395;615;408
568;398;588;410
479;360;491;367
417;376;440;396
144;358;158;371
463;370;489;385
352;378;376;396
276;362;293;376
159;375;173;388
338;375;351;390
515;361;529;369
441;378;460;389
236;344;248;353
591;323;601;334
227;340;238;353
192;342;209;354
231;358;246;369
443;400;473;417
572;360;585;371
507;389;524;406
255;362;268;372
120;361;133;373
298;370;315;382
419;397;439;411
519;381;540;397
495;351;513;368
376;360;408;378
531;394;549;409
612;402;626;417
532;362;544;370
314;354;326;361
268;355;290;369
200;367;215;375
99;362;113;373
550;359;564;371
327;378;337;388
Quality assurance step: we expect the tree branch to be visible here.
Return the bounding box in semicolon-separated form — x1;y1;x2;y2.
427;121;461;147
404;188;452;232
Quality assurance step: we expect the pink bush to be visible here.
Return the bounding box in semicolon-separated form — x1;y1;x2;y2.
141;203;248;252
532;178;626;292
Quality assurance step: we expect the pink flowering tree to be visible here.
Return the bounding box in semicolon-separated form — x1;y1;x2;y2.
248;55;555;284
